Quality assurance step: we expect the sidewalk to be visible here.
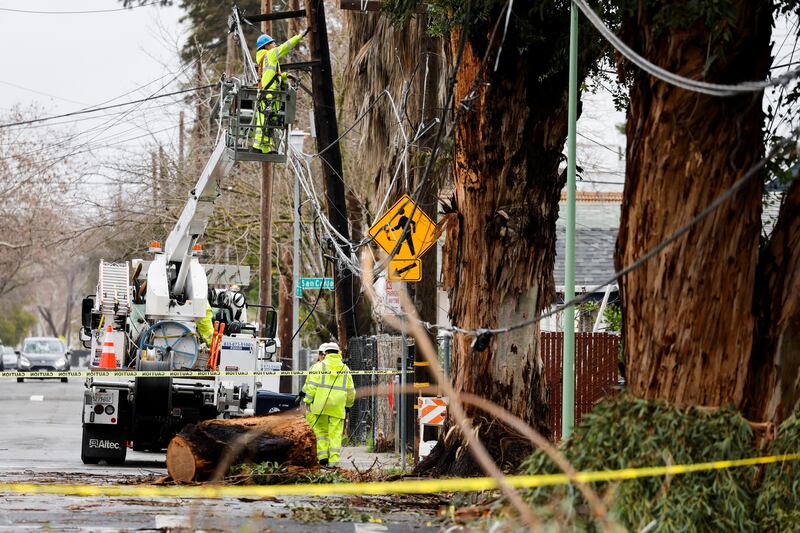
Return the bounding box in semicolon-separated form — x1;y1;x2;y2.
339;446;403;471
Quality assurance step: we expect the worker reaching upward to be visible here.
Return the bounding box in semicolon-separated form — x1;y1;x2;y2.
252;29;308;154
302;342;355;467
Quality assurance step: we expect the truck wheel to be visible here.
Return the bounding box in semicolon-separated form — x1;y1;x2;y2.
81;453;101;465
16;378;23;383
61;378;68;383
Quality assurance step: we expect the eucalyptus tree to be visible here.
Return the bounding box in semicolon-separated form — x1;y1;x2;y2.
383;0;609;475
615;0;800;426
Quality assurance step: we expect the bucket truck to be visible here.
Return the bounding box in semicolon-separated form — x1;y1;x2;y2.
78;8;299;465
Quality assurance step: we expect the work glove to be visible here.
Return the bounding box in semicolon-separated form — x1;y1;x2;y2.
345;408;351;417
294;391;305;407
302;27;310;38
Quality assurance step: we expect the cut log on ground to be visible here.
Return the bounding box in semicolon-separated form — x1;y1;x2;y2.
166;412;317;482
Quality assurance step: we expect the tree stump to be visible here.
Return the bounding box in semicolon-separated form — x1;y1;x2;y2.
166;412;316;482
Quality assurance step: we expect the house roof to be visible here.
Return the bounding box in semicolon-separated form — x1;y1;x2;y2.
552;191;785;292
555;227;619;291
554;201;620;292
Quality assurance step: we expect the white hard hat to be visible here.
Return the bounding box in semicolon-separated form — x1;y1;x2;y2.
318;341;340;353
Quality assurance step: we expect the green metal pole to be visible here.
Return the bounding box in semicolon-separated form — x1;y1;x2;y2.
562;1;578;440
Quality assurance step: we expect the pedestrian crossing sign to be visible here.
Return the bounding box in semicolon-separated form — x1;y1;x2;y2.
368;194;437;261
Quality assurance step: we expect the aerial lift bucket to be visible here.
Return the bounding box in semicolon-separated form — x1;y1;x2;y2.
225;84;297;164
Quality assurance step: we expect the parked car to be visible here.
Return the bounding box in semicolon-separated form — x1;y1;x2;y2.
2;346;16;370
69;348;90;369
1;346;14;370
17;337;70;383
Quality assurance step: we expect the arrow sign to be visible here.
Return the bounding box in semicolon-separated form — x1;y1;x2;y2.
388;259;422;282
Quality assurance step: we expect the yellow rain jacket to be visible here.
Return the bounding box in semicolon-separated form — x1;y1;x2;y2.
256;33;303;91
196;302;214;346
252;33;303;152
302;352;355;419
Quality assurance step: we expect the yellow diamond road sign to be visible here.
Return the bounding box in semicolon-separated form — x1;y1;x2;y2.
368;195;437;261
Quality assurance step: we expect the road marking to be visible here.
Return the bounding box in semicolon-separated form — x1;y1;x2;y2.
29;395;43;402
154;515;186;529
354;524;388;533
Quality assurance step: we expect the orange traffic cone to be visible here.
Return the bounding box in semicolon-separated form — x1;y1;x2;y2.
98;325;117;369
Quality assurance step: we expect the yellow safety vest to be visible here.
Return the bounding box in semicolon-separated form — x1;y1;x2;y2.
302;352;355;419
256;33;303;91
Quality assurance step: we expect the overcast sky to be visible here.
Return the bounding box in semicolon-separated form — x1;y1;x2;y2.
0;0;187;190
0;1;184;112
0;2;795;196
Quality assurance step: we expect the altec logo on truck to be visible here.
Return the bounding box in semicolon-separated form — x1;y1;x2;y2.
88;439;120;449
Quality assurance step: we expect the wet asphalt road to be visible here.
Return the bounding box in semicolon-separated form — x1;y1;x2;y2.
0;377;440;531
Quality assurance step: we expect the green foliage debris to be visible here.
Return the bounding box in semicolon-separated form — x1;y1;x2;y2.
228;461;350;486
756;412;800;531
520;397;762;531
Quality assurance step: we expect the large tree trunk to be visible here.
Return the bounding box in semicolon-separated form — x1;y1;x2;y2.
423;8;588;475
745;178;800;423
618;1;772;407
166;412;316;483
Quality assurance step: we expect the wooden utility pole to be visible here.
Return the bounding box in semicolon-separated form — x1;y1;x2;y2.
306;0;358;349
178;110;185;176
191;60;206;178
151;151;158;208
158;145;167;208
259;0;275;333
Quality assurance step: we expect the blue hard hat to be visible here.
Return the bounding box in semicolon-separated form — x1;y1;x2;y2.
256;34;274;49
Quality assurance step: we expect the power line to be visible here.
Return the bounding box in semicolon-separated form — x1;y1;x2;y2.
577;131;622;155
0;84;214;130
0;2;158;15
18;123;183;168
3;99;182;158
7;62;200;194
72;62;199;114
0;79;88;106
423;131;797;339
575;0;800;97
1;97;183;132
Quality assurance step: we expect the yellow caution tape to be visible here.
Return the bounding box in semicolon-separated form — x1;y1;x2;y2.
0;453;796;499
0;370;408;379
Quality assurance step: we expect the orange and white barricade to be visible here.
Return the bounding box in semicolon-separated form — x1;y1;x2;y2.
418;396;448;460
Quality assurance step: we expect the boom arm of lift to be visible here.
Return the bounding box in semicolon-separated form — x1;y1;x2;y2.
163;136;234;296
145;132;234;320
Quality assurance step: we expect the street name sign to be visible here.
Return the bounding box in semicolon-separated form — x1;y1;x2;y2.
296;277;334;297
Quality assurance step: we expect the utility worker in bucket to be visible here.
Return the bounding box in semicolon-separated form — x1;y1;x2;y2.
252;29;308;154
302;342;355;467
